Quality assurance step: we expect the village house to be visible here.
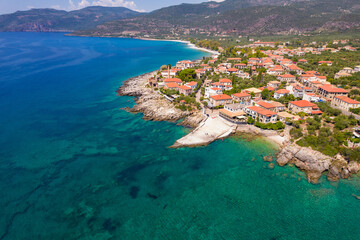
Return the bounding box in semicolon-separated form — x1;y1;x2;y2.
227;68;238;74
176;60;195;69
274;89;290;99
318;85;348;99
161;69;181;78
186;81;197;90
232;92;251;104
164;82;179;90
288;100;320;114
195;69;206;79
267;65;284;75
277;112;299;122
277;74;296;83
335;71;352;79
163;78;182;85
303;92;321;102
331;96;360;111
318;61;332;66
286;64;303;74
178;85;192;96
219;78;232;86
253;42;275;47
245;106;278;123
210;94;232;107
269;101;285;112
219;104;247;123
205;87;222;98
267;81;281;89
256;101;277;112
243;87;262;98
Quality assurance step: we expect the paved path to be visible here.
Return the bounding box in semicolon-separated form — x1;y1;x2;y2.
331;105;360;120
171;116;236;148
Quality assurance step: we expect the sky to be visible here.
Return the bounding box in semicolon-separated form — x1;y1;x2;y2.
0;0;225;14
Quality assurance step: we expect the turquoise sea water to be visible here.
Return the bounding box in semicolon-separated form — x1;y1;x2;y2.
0;32;360;240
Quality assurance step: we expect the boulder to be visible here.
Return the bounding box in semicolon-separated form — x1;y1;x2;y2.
348;161;360;174
327;165;340;182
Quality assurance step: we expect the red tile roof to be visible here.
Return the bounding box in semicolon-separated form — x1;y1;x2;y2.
335;96;360;104
248;106;277;117
219;78;232;83
257;101;276;109
275;89;290;94
290;100;317;108
319;85;348;93
164;78;182;83
227;68;238;72
178;85;192;90
279;74;296;78
232;92;250;98
165;82;179;88
210;94;232;101
311;110;323;115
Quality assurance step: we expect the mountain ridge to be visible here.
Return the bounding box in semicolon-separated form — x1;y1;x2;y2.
0;6;143;32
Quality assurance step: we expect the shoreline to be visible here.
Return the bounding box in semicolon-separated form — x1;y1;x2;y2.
118;72;360;184
67;32;220;55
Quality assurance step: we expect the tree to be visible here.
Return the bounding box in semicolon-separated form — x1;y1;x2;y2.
261;89;270;100
178;69;196;82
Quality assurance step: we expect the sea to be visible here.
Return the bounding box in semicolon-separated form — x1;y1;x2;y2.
0;32;359;240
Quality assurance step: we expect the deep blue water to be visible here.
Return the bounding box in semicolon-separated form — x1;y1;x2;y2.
0;32;360;240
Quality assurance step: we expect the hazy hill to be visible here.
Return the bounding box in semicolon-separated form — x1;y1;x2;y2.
0;6;142;32
78;0;360;37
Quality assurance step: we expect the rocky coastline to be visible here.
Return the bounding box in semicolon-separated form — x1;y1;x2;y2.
118;72;360;184
276;143;360;184
117;71;205;127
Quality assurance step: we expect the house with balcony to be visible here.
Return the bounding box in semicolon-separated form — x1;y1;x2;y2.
245;106;278;123
331;96;360;111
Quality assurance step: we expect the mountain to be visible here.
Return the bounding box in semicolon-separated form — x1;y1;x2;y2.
0;6;143;32
76;0;360;37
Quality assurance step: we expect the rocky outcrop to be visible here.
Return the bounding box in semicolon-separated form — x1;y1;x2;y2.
277;144;360;184
118;71;203;124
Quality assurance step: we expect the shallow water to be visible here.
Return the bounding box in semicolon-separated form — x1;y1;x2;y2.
0;32;359;240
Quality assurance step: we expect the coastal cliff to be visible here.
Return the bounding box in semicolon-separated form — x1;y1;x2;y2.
117;71;205;126
277;143;360;184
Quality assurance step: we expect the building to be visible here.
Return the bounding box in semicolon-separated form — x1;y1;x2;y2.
243;88;262;98
219;78;232;86
205;87;222;98
335;71;352;79
253;42;275;47
318;85;348;99
267;81;281;89
277;112;299;122
186;81;198;90
269;101;285;112
245;106;278;123
286;64;303;74
163;78;182;85
256;101;276;112
274;89;290;99
178;85;192;96
210;94;232;107
288;100;319;114
164;82;179;90
331;96;360;111
232;92;251;104
219;104;247;123
303;93;320;102
277;74;296;83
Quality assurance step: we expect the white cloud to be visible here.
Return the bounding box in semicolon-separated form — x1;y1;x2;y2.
68;0;144;12
209;0;225;2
